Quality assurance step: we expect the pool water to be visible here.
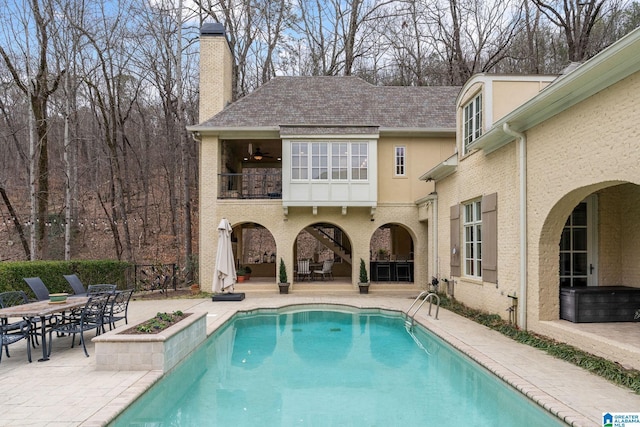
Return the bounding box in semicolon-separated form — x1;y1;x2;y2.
111;306;566;426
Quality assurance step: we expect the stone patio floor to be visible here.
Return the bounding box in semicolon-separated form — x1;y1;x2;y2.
1;289;639;426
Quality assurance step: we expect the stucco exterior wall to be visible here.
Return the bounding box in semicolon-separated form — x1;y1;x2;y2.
378;137;453;203
457;76;555;135
491;79;552;122
200;200;430;292
199;132;442;292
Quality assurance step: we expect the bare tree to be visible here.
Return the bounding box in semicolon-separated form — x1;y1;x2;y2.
76;2;140;261
531;0;607;62
292;0;395;76
0;0;65;259
50;0;86;260
425;0;523;85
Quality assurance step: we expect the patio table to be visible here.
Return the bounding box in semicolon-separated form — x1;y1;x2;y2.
0;296;89;362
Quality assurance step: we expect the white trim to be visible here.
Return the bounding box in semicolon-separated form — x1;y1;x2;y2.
463;199;482;279
394;145;406;176
587;195;599;287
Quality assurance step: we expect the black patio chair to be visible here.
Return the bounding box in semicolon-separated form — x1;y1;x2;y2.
47;295;110;358
23;277;50;301
87;284;117;296
0;319;32;364
0;291;33;364
0;291;40;347
63;274;87;296
105;288;134;330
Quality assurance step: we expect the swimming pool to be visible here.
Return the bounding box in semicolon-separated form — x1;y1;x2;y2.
111;305;566;426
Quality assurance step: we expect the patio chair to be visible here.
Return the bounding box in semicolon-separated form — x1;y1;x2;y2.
105;288;134;330
376;262;391;282
0;316;32;364
0;290;39;348
23;277;50;301
47;294;110;357
87;284;117;296
297;259;311;281
312;260;334;281
63;274;87;296
395;261;412;282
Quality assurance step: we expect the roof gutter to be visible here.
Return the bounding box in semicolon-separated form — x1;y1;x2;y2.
502;122;527;330
419;153;458;182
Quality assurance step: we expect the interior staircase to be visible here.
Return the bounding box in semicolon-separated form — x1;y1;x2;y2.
304;225;352;264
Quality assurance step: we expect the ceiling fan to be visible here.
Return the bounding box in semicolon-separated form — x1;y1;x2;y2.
248;143;273;161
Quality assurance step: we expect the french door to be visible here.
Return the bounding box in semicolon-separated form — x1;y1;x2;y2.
559;195;598;287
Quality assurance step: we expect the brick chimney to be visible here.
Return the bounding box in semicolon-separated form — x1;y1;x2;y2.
198;23;233;123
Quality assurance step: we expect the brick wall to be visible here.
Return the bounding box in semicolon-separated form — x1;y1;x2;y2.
435;71;640;327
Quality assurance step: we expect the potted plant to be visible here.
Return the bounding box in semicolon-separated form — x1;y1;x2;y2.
278;258;289;294
236;267;247;283
358;258;370;294
244;266;252;280
190;283;201;295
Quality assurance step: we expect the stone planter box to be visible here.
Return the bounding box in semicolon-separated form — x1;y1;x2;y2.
93;311;207;372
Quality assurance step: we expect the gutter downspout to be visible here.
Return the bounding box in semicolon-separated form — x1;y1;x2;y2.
503;123;527;330
431;194;438;281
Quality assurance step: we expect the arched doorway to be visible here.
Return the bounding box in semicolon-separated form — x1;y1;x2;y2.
538;182;640;322
369;223;414;282
294;223;352;282
232;222;277;280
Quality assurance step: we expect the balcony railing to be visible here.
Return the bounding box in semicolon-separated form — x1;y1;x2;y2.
219;172;282;199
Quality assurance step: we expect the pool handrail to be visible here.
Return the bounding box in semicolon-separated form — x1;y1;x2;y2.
406;291;440;326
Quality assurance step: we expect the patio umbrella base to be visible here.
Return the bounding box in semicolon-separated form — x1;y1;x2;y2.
212;293;245;302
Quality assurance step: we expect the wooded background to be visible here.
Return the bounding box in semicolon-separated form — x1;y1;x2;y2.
0;0;638;281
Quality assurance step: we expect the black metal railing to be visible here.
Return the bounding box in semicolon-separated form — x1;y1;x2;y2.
219;172;282;199
134;263;177;293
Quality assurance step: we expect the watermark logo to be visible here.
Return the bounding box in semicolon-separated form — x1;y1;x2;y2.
603;412;640;427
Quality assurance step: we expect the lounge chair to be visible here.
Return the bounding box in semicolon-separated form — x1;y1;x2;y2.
23;277;50;301
63;274;87;296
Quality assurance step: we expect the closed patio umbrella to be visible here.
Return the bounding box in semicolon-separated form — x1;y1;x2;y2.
213;218;237;293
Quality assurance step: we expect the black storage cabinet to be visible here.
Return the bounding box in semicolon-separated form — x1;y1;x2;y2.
560;286;640;323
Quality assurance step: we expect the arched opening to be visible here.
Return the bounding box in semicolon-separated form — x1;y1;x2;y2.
231;222;277;280
293;223;352;282
369;223;414;282
538;182;640;322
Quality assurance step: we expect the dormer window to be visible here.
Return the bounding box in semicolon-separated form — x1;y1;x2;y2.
463;93;482;154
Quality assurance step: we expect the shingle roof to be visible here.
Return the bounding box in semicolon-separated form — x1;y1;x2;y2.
198;76;460;130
